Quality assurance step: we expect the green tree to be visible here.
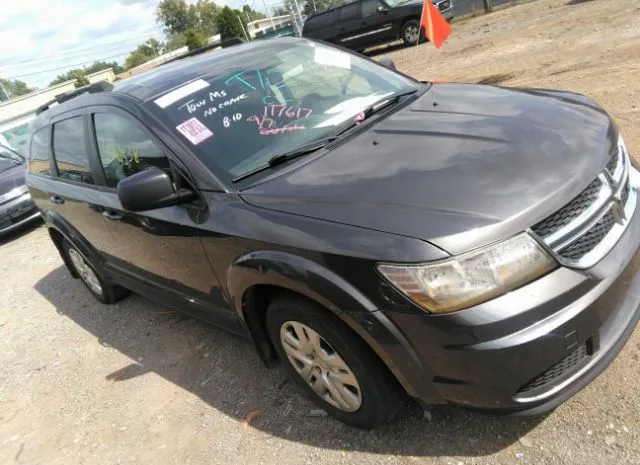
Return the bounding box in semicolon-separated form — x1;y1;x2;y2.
123;38;166;70
0;78;31;100
215;6;248;41
72;71;90;88
185;29;206;50
164;32;188;52
156;0;200;35
242;5;266;21
197;0;220;37
49;60;125;87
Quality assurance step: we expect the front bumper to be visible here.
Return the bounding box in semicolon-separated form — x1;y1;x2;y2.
0;193;40;235
383;168;640;413
437;1;454;20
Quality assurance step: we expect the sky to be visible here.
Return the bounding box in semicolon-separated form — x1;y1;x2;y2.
0;0;261;90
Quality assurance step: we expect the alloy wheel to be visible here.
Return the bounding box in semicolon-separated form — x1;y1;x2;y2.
68;248;103;296
280;321;362;412
404;25;420;44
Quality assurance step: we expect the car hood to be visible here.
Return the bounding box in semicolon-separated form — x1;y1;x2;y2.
240;83;616;255
0;163;27;195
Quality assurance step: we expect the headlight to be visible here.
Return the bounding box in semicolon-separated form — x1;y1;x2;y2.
378;233;556;314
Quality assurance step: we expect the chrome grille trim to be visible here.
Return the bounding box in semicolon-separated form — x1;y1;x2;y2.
531;137;637;269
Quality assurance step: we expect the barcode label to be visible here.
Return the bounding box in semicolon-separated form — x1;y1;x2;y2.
176;117;213;145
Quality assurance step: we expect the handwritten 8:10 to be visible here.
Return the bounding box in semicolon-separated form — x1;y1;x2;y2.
223;113;242;128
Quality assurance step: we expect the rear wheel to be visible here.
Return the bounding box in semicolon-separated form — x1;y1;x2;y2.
63;239;128;304
266;295;405;428
401;19;425;46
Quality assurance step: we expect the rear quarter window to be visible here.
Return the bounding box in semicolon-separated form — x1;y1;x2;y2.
28;128;52;176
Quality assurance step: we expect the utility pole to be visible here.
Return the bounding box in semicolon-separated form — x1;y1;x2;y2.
0;81;10;102
236;15;250;41
262;0;276;29
292;0;303;36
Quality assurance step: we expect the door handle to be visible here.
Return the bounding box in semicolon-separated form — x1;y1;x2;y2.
50;195;65;205
102;210;122;221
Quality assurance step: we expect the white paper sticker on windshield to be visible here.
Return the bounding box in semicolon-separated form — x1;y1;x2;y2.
155;79;210;108
176;117;213;145
314;47;351;69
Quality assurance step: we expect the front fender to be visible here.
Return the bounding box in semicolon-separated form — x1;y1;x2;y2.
227;250;441;402
228;250;377;315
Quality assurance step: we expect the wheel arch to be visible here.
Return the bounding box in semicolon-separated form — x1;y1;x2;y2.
45;211;104;279
227;251;439;400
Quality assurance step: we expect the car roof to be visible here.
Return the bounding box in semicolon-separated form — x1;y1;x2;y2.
305;0;355;20
30;37;307;133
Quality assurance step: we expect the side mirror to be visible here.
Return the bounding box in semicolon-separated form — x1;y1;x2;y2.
378;56;397;70
377;5;389;12
117;167;195;212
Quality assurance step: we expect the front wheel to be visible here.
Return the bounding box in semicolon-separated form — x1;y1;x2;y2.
266;295;405;428
63;239;128;304
401;19;425;46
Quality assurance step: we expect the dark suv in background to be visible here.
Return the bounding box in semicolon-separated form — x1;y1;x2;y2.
302;0;454;51
26;38;640;429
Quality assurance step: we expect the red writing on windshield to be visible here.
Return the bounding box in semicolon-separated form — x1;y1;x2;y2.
247;105;312;133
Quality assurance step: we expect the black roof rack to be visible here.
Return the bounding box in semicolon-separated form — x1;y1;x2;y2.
36;80;114;115
159;38;246;67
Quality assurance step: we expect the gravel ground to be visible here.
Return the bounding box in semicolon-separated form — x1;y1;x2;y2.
2;1;640;463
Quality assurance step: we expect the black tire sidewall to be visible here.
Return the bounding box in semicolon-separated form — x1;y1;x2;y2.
266;296;404;429
62;239;122;304
402;19;424;45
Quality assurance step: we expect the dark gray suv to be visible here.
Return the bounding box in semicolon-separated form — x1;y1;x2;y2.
26;38;640;429
302;0;454;51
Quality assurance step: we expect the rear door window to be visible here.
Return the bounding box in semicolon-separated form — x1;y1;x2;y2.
92;112;171;188
362;0;382;17
52;116;94;184
340;2;361;21
28;128;52;176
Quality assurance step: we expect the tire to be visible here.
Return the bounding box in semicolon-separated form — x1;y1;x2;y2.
266;295;405;428
401;19;425;46
62;239;128;304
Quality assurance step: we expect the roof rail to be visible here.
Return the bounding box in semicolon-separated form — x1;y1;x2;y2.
159;38;246;67
36;80;114;115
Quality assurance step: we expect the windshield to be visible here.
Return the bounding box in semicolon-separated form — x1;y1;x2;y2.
0;147;23;173
151;39;419;182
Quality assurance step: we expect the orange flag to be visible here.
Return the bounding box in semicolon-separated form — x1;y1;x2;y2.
421;0;452;48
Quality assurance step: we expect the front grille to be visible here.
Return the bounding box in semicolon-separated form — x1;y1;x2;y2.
558;210;616;260
530;138;634;268
517;343;589;394
531;178;602;238
0;205;37;230
606;148;619;174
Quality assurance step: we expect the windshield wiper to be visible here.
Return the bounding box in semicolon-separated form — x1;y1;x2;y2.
231;89;418;183
232;137;336;183
360;89;418;120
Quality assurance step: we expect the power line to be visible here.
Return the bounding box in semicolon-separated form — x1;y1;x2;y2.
0;29;166;69
3;51;133;80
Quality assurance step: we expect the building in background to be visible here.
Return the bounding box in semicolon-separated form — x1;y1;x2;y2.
0;68;116;155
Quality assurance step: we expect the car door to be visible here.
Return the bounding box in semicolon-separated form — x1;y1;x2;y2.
41;110;115;257
86;106;239;331
335;2;369;50
358;0;396;47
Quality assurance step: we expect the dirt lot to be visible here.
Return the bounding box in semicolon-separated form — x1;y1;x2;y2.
2;0;640;463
